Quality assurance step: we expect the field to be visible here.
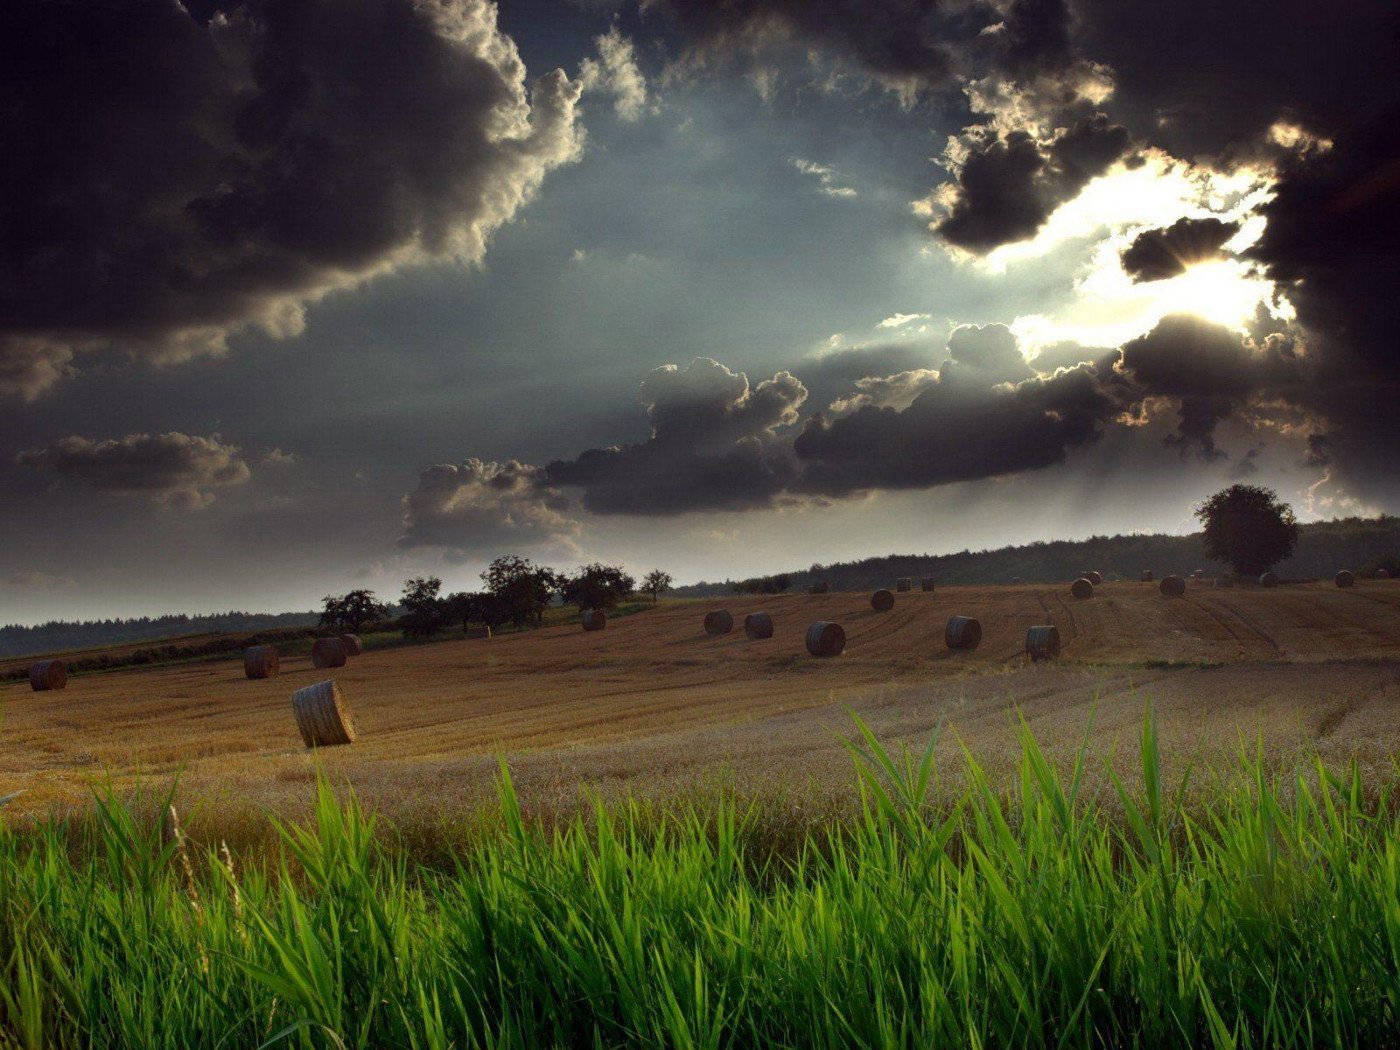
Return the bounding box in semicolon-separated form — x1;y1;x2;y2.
4;581;1400;1047
4;580;1400;820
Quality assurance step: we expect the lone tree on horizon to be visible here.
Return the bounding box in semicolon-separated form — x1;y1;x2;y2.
1196;484;1299;577
642;569;672;603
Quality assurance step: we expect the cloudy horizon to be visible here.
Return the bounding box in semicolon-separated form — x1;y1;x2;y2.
2;0;1396;625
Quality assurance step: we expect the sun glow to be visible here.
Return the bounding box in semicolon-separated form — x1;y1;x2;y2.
1013;255;1285;355
1143;260;1279;329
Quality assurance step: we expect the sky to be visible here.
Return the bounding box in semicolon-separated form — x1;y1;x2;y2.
1;0;1397;624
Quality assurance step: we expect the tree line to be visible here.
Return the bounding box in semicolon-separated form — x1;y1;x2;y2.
676;489;1400;597
0;610;318;660
319;558;674;638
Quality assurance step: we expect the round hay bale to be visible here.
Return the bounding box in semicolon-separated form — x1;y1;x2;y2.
1085;570;1104;587
945;615;982;651
581;608;607;632
870;589;895;612
464;625;492;639
311;637;348;669
1159;575;1186;598
743;612;774;639
28;660;67;692
1141;570;1155;582
805;621;846;657
895;578;911;593
243;645;279;680
920;577;936;591
339;634;363;656
1070;577;1094;600
291;679;356;748
1259;571;1279;588
1335;569;1355;588
1378;568;1391;579
1025;625;1061;661
808;580;830;594
704;610;734;636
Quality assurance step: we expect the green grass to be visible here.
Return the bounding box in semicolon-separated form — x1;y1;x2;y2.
1;717;1398;1048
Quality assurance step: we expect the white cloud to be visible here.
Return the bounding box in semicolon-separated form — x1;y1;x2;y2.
876;312;931;329
790;157;858;199
580;28;649;121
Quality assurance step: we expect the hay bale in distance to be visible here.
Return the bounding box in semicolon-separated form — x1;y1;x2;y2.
808;580;830;594
1025;625;1061;661
28;660;67;692
1159;575;1186;598
895;578;911;593
945;615;982;651
806;621;846;657
339;634;363;656
464;625;492;639
1335;569;1355;588
311;637;348;669
581;608;607;631
704;610;734;636
243;645;279;680
291;679;356;748
870;589;895;612
743;612;774;639
1141;570;1155;582
1259;571;1279;588
920;577;936;591
1070;578;1094;600
1085;570;1104;586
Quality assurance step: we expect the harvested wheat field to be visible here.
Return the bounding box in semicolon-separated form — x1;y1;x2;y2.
3;581;1400;818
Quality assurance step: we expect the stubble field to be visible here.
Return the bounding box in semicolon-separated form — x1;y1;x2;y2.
4;580;1400;821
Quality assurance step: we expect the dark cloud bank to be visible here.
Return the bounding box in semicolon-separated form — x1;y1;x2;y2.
5;0;1395;559
400;315;1317;547
0;0;583;400
404;0;1399;550
17;432;251;510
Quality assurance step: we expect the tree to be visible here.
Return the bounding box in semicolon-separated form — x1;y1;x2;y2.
319;590;390;632
482;555;559;627
399;576;449;638
732;573;791;595
445;590;507;629
561;563;635;611
642;569;673;603
1196;485;1299;577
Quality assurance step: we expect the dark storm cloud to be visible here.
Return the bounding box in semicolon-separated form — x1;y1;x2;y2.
1070;0;1398;162
398;460;580;552
642;0;1400;504
644;0;965;98
1119;217;1240;282
398;312;1344;526
544;358;807;515
936;114;1131;253
396;358;812;551
791;324;1114;495
790;344;942;410
0;0;583;399
1114;315;1301;462
16;432;252;510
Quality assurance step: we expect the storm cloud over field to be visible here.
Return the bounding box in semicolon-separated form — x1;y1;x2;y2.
1;0;1396;618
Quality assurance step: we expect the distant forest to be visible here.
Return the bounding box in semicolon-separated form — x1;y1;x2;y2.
0;610;319;659
674;516;1400;598
7;516;1399;657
